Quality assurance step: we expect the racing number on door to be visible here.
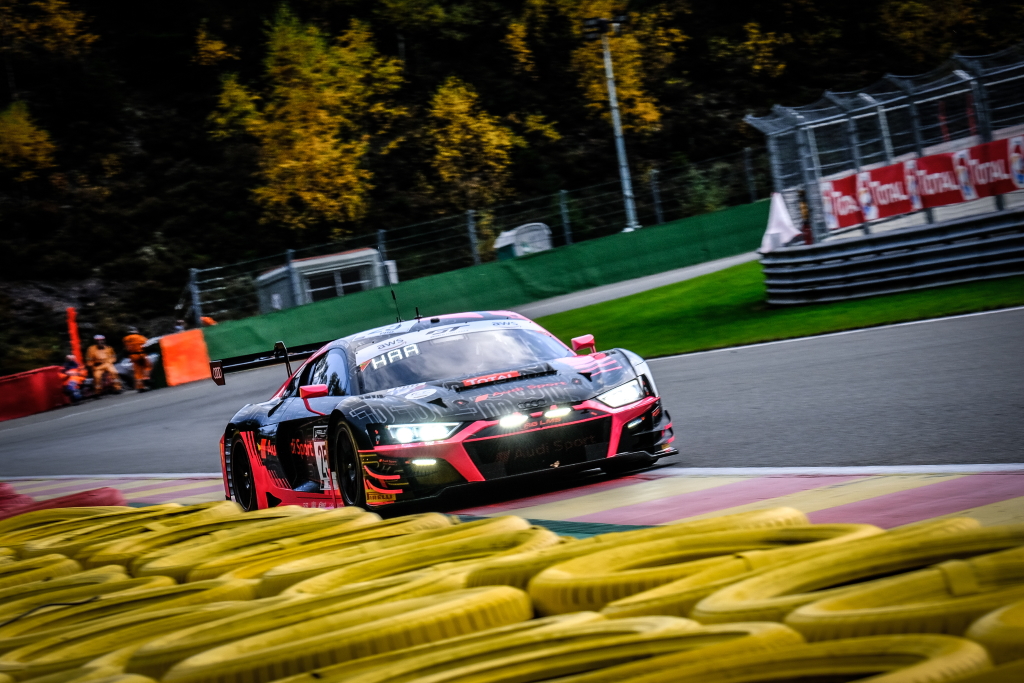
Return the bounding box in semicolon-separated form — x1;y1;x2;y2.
312;426;335;492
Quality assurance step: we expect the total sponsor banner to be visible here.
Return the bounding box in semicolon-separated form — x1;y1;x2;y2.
820;136;1024;230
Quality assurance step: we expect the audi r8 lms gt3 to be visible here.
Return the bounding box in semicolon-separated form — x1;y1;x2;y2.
210;311;676;511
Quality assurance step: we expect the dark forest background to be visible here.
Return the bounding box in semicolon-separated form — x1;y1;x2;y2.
1;0;1021;373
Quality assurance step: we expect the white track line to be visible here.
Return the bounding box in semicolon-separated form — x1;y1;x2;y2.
648;305;1024;361
1;473;222;481
654;465;1024;476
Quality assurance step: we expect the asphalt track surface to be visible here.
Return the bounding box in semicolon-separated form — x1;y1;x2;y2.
1;307;1022;477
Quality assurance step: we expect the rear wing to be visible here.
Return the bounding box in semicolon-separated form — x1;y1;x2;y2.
209;340;328;385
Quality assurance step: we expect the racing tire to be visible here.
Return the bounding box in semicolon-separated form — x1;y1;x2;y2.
784;545;1024;641
229;436;257;512
570;634;991;683
159;587;532;683
691;522;1024;625
965;598;1024;664
332;422;366;508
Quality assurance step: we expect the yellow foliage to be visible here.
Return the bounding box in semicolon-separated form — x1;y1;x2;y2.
879;0;985;64
0;99;55;181
0;0;97;57
194;20;238;66
428;76;525;209
710;22;791;78
210;10;405;232
522;113;561;141
505;20;533;74
558;1;687;134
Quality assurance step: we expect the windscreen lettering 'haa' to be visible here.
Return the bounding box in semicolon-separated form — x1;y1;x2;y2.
354;319;549;366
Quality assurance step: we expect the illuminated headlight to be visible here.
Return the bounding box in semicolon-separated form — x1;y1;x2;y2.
386;423;460;444
499;413;529;429
544;406;572;419
597;379;645;408
411;459;437;466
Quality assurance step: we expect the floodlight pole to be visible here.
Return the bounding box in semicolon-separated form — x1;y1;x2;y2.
599;29;641;232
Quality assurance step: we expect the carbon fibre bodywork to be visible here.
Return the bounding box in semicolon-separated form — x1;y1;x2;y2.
218;311;676;511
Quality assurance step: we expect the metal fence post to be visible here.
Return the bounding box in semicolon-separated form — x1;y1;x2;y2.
466;210;481;266
188;268;204;328
766;135;784;194
825;91;870;234
953;62;1003;211
743;147;757;203
887;76;934;223
559;190;573;245
649;169;664;224
285;249;302;307
860;94;895;164
377;229;388;261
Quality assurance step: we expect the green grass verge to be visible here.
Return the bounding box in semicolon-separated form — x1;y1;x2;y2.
536;261;1024;358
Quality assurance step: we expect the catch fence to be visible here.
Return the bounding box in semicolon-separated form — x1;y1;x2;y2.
184;147;770;323
746;44;1024;244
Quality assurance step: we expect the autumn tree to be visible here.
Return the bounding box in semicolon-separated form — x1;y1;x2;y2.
0;99;53;180
879;0;987;64
210;8;405;233
427;75;525;210
555;1;688;134
0;0;96;95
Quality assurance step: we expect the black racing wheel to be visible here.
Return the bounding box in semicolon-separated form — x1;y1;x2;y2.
332;423;366;507
230;436;257;511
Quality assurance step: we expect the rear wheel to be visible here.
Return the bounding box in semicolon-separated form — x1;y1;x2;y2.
230;436;257;511
332;423;366;507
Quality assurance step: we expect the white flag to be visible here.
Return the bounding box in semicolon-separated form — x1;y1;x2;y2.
760;192;802;253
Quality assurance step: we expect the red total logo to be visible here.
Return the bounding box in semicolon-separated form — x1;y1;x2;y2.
463;370;521;387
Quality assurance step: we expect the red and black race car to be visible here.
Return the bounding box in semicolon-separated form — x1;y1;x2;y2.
210;311;676;511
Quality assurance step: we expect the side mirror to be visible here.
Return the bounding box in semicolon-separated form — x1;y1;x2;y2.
571;334;596;355
300;384;329;415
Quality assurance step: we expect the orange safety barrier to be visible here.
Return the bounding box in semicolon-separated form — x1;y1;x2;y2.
160;329;212;386
0;366;69;423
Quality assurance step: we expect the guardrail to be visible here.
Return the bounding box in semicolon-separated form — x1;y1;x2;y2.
760;207;1024;305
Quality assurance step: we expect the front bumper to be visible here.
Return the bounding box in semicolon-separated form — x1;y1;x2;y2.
359;396;675;507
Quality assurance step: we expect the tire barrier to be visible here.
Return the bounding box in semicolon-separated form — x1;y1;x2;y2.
785;546;1024;641
282;619;803;683
467;507;810;590
282;527;560;597
0;555;81;591
0;491;127;523
601;523;884;619
256;516;531;597
0;602;259;680
691;524;1024;625
576;634;992;683
209;512;452;583
529;524;885;616
965;598;1024;664
0;580;257;655
159;587;533;683
0;501;1022;683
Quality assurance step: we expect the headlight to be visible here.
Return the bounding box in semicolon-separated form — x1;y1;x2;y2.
386;423;460;444
597;379;645;408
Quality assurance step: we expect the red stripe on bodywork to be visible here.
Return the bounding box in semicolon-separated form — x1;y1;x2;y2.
567;475;866;525
807;473;1024;528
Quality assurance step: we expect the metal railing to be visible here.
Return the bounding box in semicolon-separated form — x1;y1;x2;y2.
746;44;1024;242
760;208;1024;304
184;147;770;323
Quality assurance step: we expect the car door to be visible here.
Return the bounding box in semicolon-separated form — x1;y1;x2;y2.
273;348;352;504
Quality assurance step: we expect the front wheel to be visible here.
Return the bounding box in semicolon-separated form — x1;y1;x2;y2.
331;423;366;507
230;436;257;511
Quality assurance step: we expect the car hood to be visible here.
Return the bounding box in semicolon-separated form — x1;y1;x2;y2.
334;349;639;424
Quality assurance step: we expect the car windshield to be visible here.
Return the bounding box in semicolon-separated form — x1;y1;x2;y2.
357;329;572;393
